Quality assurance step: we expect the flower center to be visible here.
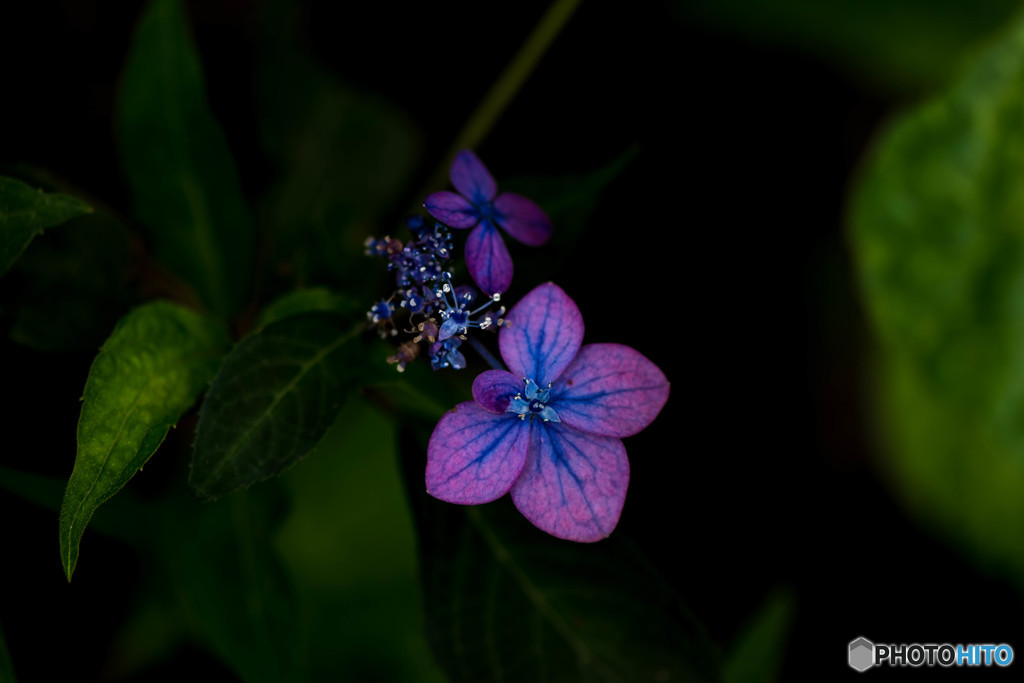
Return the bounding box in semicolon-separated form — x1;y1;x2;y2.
435;274;505;341
507;378;560;423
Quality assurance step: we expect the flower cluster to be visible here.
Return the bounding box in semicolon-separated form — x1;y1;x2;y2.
365;150;549;372
365;150;668;542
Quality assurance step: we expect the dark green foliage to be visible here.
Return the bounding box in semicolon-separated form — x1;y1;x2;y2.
850;11;1024;582
189;313;376;500
118;0;253;317
677;0;1022;92
399;423;723;683
59;301;230;580
0;176;90;278
7;211;135;351
723;589;795;683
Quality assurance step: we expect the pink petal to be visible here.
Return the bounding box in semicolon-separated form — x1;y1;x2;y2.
450;149;497;205
493;192;552;246
424;190;479;229
473;369;522;414
511;423;629;542
465;220;513;296
499;283;584;386
551;344;669;438
426;402;531;505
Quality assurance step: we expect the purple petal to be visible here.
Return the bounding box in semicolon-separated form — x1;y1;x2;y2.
426;402;531;504
465;220;513;296
500;282;584;386
450;149;497;205
551;344;669;438
424;191;479;229
511;423;628;542
473;369;522;413
493;192;552;246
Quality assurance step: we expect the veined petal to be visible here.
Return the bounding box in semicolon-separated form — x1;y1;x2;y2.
450;149;497;205
465;220;513;296
473;369;522;413
551;344;669;438
500;283;584;386
494;192;552;246
511;423;628;542
426;402;531;504
424;191;479;229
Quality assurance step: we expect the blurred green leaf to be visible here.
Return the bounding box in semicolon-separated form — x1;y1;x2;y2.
0;617;15;683
59;301;229;580
723;588;795;683
7;211;135;352
0;176;91;278
1;466;149;543
274;398;447;683
399;421;722;683
255;286;358;329
257;0;420;285
190;313;376;500
675;0;1022;92
158;485;301;683
850;11;1024;582
118;0;253;317
503;147;637;284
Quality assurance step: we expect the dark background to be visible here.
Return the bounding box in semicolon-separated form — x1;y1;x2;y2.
2;0;1022;680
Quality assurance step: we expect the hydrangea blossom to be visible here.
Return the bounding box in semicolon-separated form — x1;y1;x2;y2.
364;215;505;371
425;283;669;542
424;150;552;296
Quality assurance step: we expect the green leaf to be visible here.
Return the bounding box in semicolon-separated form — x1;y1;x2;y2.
0;176;91;278
189;313;374;500
155;485;302;682
256;0;420;285
398;422;723;683
274;398;446;682
59;301;230;580
254;287;358;329
118;0;253;317
849;11;1024;583
674;0;1022;93
7;210;135;352
723;589;795;683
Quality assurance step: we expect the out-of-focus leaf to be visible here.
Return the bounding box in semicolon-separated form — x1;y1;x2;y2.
59;302;229;580
102;595;186;681
0;617;15;683
257;0;420;285
674;0;1022;93
503;147;637;284
849;12;1024;581
118;0;253;317
398;420;722;683
255;287;358;329
190;313;377;500
0;176;91;278
7;211;134;351
723;588;795;683
158;485;301;683
0;466;147;543
274;398;446;683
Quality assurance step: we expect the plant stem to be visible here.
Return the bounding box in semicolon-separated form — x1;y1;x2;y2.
467;336;504;371
419;0;583;196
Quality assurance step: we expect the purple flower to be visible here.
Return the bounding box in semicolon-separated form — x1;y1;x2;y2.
424;150;552;296
425;283;669;542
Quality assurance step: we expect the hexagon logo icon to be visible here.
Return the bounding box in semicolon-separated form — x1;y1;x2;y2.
849;637;875;672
